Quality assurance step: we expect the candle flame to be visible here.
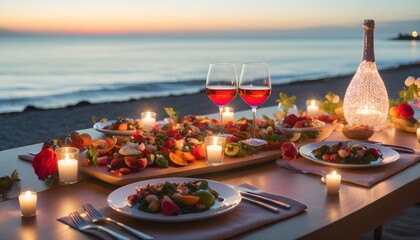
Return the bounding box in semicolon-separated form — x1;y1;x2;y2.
225;108;230;113
147;112;151;118
213;137;218;146
311;100;316;106
25;191;31;197
332;171;337;176
65;153;70;160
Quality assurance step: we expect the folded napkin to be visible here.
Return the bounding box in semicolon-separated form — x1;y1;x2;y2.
58;185;307;240
277;154;419;187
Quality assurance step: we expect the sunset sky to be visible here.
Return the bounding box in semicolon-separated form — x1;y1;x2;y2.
0;0;419;35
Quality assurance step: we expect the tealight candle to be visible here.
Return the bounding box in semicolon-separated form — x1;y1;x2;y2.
205;136;226;166
222;107;234;125
326;171;341;194
56;147;79;185
141;112;156;131
19;191;37;217
417;127;420;142
306;99;320;117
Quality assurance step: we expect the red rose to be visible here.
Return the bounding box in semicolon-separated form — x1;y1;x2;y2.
397;103;414;119
281;142;298;160
283;114;298;126
32;148;58;180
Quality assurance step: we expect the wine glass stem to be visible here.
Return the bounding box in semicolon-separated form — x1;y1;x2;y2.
252;107;257;139
219;106;224;134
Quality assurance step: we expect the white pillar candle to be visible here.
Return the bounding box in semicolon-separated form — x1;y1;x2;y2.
141;112;156;131
58;156;78;184
56;147;79;185
19;191;37;217
222;107;234;125
326;171;341;194
205;137;225;166
307;100;320;117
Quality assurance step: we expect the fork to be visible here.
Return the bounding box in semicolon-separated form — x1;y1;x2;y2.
83;203;154;240
69;211;130;240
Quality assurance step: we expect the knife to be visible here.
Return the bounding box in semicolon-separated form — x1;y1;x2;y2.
232;185;291;209
241;196;280;213
239;191;291;209
376;144;415;154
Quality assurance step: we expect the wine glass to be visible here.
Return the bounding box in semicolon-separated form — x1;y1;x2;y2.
206;63;238;135
239;63;271;145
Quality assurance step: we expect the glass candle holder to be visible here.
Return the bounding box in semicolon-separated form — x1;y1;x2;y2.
56;147;79;185
141;112;156;131
19;191;37;217
306;99;320;117
222;107;234;125
204;136;226;166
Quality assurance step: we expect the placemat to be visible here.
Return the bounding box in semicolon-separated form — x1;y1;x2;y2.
58;185;307;240
277;154;419;187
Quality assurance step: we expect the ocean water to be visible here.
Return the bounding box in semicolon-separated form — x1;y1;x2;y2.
0;34;419;113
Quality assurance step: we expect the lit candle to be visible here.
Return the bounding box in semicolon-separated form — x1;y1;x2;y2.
19;191;37;217
141;112;156;131
58;154;78;184
306;100;319;117
222;107;234;125
326;171;341;194
56;147;79;185
205;137;225;166
417;127;420;142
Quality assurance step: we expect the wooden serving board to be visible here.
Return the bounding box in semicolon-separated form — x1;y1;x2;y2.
79;150;282;185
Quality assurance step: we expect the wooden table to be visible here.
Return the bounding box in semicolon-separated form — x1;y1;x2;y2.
0;106;419;239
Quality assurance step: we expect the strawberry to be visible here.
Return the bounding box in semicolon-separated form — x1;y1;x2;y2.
97;156;108;166
397;103;414;119
283;114;298;126
166;130;179;137
367;148;379;159
164;139;176;149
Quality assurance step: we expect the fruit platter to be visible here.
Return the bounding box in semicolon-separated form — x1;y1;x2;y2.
275;114;334;142
73;113;290;185
93;117;142;135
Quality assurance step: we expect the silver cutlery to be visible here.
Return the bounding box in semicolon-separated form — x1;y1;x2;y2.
283;163;309;174
233;186;291;209
241;196;280;213
69;211;130;240
83;203;154;240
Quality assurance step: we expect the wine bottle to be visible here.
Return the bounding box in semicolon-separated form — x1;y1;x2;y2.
343;19;389;129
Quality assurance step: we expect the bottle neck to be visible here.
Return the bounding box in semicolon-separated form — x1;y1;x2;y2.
362;28;375;62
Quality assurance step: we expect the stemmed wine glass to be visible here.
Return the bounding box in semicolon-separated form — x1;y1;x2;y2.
206;63;238;135
239;63;271;145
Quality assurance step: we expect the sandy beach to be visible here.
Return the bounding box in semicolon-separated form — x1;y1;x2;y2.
1;62;420;151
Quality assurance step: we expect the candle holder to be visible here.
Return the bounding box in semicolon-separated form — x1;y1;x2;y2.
326;170;341;194
204;136;226;166
306;99;320;117
222;107;235;125
141;112;156;131
19;191;37;217
417;127;420;142
56;147;79;185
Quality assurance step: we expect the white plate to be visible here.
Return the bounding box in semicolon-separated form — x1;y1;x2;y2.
275;119;326;133
93;119;140;135
299;141;400;169
107;177;242;222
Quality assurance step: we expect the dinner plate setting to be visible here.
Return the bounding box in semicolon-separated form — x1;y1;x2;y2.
107;177;241;222
299;141;400;169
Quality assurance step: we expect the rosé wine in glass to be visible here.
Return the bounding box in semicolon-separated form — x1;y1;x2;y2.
239;63;271;145
206;63;238;135
206;86;238;107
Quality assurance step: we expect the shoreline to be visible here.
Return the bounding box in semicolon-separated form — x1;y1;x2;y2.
1;62;420;150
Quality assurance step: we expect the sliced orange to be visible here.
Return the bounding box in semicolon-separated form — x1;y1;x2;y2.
169;152;187;166
174;194;200;206
181;152;196;163
173;149;183;156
